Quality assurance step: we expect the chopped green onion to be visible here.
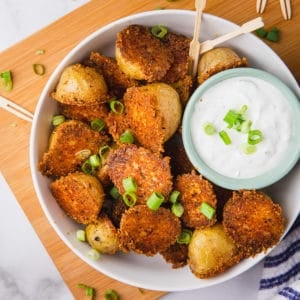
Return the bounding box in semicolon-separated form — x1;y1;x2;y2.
0;70;13;91
266;29;280;42
122;177;137;193
98;145;111;163
52;114;65;126
255;27;268;38
109;100;124;114
239;105;248;114
240;143;257;155
203;122;216;135
219;130;232;145
89;154;101;168
240;120;252;133
151;25;168;38
122;191;137;207
248;129;263;145
75;149;92;160
90;118;105;131
77;283;95;300
104;289;119;300
171;202;184;217
35;49;45;55
33;63;46;75
169;190;180;204
177;229;192;244
120;129;135;144
146;192;165;210
109;186;120;200
87;248;101;261
81;159;95;175
199;202;215;220
76;229;86;242
223;110;240;128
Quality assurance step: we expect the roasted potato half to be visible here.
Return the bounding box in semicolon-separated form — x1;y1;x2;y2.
188;223;242;279
86;214;119;254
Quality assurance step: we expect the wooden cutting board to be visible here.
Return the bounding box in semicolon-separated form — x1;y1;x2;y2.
0;0;299;299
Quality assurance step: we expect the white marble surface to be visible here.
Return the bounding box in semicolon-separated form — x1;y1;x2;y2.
0;1;265;299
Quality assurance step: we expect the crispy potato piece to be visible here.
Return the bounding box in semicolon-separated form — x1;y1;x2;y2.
161;32;191;83
197;47;248;84
38;120;110;177
87;51;139;98
160;242;188;269
58;102;108;123
223;190;286;257
115;24;173;82
124;83;182;153
51;64;108;105
170;75;194;107
118;205;181;256
85;213;119;254
107;144;173;205
109;196;128;228
175;172;217;229
188;223;243;279
51;172;104;224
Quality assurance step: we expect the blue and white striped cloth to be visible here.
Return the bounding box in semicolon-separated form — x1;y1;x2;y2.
258;214;300;300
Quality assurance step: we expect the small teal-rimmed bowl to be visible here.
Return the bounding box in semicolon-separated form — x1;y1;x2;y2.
182;68;300;190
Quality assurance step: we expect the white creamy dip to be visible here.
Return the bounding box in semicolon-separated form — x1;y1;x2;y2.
191;76;293;178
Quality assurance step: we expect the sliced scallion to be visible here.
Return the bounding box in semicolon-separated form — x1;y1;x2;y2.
81;159;95;175
87;248;101;261
240;143;257;155
146;192;164;210
203;122;216;135
151;25;168;38
89;154;101;168
75;149;91;160
98;145;111;163
52;114;65;126
240;120;252;133
104;289;119;300
0;70;13;91
109;186;120;200
171;202;184;217
169;190;180;204
248;129;263;145
77;283;95;299
109;100;124;114
122;177;137;193
219;130;232;145
76;229;86;242
199;202;215;220
177;229;192;244
90;118;105;131
120;129;135;144
33;63;46;76
122;191;137;207
266;27;280;42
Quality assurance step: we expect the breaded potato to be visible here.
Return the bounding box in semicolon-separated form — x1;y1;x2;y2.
124;83;182;153
188;223;242;279
161;32;191;83
51;172;104;224
58;102;108;123
197;47;248;84
160;242;188;269
85;213;119;254
118;205;181;256
109;196;128;228
223;190;286;257
107;144;173;205
51;64;108;105
38;120;110;177
170;75;194;106
175;172;217;229
115;24;173;82
88;51;139;98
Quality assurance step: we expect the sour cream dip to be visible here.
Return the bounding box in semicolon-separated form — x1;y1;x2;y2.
190;75;293;179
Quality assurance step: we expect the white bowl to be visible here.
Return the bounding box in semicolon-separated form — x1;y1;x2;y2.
30;9;300;291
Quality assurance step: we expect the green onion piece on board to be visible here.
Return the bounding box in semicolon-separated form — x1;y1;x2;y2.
122;177;137;193
219;130;232;145
109;100;124;114
248;129;263;145
151;25;168;38
0;70;13;91
52;115;65;126
266;29;280;42
171;202;184;217
199;202;215;219
90;118;105;131
76;229;86;242
177;229;193;244
169;190;180;204
77;283;95;300
255;27;268;38
122;191;137;207
87;248;101;261
109;186;120;200
146;192;165;210
33;63;46;75
104;289;119;300
203;122;216;135
120;129;135;144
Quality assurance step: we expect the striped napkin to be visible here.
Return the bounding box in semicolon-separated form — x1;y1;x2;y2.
258;214;300;300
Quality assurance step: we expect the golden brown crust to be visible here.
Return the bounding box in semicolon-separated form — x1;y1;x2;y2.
107;144;173;205
38;120;110;177
50;172;104;224
160;242;188;269
175;172;217;229
118;205;181;256
88;51;139;98
222;190;286;257
115;24;173;82
170;75;194;107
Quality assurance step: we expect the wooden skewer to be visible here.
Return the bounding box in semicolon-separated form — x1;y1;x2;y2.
188;0;206;77
279;0;292;20
256;0;268;13
199;17;264;54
